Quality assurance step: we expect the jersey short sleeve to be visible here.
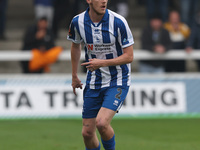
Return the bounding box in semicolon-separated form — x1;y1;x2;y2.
67;16;83;44
115;16;134;49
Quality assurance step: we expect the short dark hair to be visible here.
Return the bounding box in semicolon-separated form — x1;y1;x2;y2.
37;16;48;22
150;14;162;20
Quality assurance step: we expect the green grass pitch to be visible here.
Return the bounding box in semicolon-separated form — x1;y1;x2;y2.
0;118;199;150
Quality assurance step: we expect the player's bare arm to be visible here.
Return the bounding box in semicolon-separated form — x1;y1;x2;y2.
81;45;133;71
71;42;83;95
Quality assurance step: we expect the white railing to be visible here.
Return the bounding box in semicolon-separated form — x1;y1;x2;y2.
0;50;200;61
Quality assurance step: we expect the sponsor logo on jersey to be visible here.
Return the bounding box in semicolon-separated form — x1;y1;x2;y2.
123;38;127;43
87;44;94;51
94;29;100;34
87;43;115;54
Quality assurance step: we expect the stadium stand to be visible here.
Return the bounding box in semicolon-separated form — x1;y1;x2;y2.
0;0;198;73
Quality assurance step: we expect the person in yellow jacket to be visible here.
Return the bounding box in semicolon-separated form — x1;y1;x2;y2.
164;10;190;72
21;17;63;73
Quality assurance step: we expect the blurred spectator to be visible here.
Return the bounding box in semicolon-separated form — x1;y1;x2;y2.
21;17;62;73
34;0;54;27
186;11;200;71
146;0;169;22
164;10;190;72
139;15;172;73
136;0;146;6
52;0;87;39
76;0;88;13
180;0;199;27
52;0;69;39
0;0;8;40
109;0;129;18
169;0;180;11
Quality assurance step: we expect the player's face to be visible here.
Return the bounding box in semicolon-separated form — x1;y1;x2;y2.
87;0;108;15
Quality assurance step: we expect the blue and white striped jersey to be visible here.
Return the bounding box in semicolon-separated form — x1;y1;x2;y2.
67;8;134;89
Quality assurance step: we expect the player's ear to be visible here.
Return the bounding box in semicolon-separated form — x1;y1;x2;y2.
86;0;91;4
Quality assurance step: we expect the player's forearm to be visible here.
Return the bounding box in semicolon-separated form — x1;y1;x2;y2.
103;53;133;67
103;45;133;67
81;46;133;70
71;43;81;77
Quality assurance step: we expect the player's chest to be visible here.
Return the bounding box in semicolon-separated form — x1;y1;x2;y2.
80;23;116;45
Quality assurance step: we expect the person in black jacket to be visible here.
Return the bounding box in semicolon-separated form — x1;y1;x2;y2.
0;0;8;40
186;11;200;71
22;17;55;51
139;15;172;73
21;17;62;73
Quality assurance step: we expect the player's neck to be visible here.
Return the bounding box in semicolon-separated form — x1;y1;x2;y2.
88;8;104;23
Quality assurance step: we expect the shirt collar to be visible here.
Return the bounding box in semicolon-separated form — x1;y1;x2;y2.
85;7;109;23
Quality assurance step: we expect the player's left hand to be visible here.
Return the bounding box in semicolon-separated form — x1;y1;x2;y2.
81;59;104;72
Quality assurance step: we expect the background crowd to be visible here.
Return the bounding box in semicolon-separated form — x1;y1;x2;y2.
0;0;200;73
140;0;200;73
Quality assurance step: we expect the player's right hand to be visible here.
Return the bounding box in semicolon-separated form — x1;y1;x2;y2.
72;76;83;95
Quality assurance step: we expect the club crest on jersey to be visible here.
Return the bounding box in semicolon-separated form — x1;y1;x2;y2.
95;35;101;43
87;44;93;51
